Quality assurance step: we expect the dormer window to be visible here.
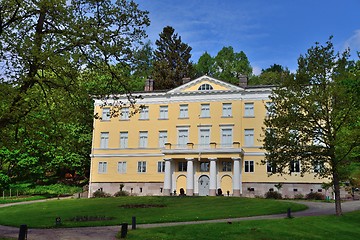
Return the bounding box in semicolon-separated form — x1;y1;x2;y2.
198;84;213;91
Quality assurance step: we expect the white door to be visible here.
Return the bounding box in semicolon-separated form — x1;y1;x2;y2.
198;175;210;196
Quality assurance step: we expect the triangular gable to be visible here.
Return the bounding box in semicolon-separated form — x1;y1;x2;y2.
167;75;244;94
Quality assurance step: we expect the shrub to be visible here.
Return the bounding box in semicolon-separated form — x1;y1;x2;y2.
114;190;129;197
294;194;304;199
92;190;111;198
9;183;81;196
265;191;282;199
306;192;325;200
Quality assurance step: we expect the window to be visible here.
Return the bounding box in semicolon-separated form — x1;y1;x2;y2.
200;104;210;118
137;161;146;173
313;128;324;146
199;128;210;148
139;106;149;120
222;161;232;171
98;162;107;173
118;162;127;174
158;131;168;148
120;132;128;148
244;103;254;117
178;162;187;172
244;161;254;173
100;132;109;148
159;106;168;119
313;160;324;173
157;161;165;173
200;162;209;172
222;103;232;117
290;160;300;173
267;162;276;173
179;104;188;118
265;102;273;116
102;108;110;121
139;131;148;148
177;129;189;148
121;107;129;120
198;83;213;91
221;128;233;147
244;129;254;146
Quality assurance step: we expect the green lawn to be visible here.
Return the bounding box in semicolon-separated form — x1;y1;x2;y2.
126;210;360;240
0;196;306;228
0;195;47;204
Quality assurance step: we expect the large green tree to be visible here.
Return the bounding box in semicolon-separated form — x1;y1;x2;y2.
152;26;194;90
194;52;215;77
263;38;360;215
213;46;252;85
0;0;149;187
249;64;292;86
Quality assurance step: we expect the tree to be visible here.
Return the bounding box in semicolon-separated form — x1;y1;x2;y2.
0;0;149;184
263;38;360;215
152;26;194;90
212;46;252;85
194;52;215;77
249;64;292;85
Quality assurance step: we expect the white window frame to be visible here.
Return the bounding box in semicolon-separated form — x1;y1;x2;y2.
120;107;129;120
244;129;254;146
98;161;107;173
200;104;210;118
244;160;254;173
100;132;109;148
139;106;149;120
200;162;209;172
137;161;147;173
139;131;148;148
177;128;189;148
120;131;128;148
221;128;233;147
222;103;232;117
158;131;168;148
178;161;187;172
102;108;110;121
198;128;210;148
159;106;168;119
179;104;188;118
157;161;165;173
118;161;127;174
222;161;232;172
244;103;254;117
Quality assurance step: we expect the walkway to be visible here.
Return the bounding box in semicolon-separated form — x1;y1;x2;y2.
0;200;359;240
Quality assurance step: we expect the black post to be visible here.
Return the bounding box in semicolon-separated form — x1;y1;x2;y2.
18;224;27;240
132;216;136;230
287;208;292;218
120;223;128;238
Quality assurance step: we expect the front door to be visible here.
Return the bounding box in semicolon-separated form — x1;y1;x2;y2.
198;175;210;196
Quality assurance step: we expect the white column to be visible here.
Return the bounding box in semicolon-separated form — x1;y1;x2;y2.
232;157;241;196
186;158;194;196
209;158;217;196
163;158;172;195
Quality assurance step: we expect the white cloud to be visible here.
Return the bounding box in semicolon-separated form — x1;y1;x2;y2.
252;66;262;76
343;30;360;52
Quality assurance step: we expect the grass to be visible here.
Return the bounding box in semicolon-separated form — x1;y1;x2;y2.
0;196;306;228
125;210;360;240
0;195;47;204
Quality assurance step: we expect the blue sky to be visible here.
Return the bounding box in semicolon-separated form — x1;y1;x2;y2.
136;0;360;75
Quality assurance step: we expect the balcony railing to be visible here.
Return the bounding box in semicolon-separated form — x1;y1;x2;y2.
164;142;241;150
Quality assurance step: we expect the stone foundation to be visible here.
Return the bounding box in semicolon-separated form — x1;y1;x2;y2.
89;182;164;197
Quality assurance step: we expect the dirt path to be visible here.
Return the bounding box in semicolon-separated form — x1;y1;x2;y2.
1;200;359;240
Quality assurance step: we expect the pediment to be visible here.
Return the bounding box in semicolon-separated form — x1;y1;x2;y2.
167;75;244;94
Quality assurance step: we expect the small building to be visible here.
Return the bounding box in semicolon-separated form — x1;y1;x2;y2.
89;75;325;198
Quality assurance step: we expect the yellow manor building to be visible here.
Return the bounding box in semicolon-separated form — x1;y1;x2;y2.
89;75;325;198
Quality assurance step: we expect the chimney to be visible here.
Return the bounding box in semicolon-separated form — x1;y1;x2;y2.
182;77;191;85
144;78;154;91
238;74;248;88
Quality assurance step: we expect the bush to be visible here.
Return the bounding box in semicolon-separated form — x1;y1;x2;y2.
114;190;129;197
92;190;111;198
265;191;282;199
306;192;325;200
294;194;304;199
9;183;81;196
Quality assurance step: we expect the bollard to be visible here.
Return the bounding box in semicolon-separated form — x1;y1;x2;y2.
120;223;128;238
132;216;136;230
18;224;27;240
287;208;292;218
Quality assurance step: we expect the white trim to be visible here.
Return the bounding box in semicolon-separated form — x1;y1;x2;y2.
243;152;266;156
91;153;165;158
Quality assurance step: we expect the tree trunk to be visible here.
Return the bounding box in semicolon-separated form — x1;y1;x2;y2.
333;171;342;216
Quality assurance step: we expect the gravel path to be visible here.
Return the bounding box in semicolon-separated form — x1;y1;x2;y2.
1;199;359;240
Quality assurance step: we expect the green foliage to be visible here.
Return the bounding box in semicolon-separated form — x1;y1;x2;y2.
9;183;81;196
249;64;293;86
152;26;194;90
92;190;111;198
114;190;129;197
264;191;282;199
195;52;215;77
305;192;325;200
262;37;360;215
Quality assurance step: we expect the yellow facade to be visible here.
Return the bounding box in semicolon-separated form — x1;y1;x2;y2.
89;76;325;198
